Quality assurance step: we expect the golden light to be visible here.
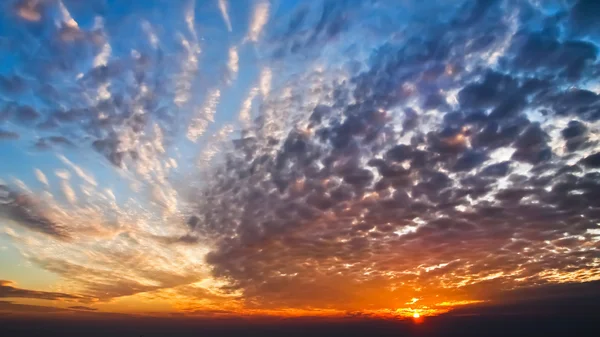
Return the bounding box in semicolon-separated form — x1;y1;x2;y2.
411;311;424;324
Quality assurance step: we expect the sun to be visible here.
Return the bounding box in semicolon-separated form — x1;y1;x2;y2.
413;312;420;319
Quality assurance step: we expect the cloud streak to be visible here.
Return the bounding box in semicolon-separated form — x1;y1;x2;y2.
248;0;270;42
218;0;233;32
0;280;90;301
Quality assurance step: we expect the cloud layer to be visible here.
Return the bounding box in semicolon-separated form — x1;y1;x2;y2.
188;0;600;310
0;0;599;317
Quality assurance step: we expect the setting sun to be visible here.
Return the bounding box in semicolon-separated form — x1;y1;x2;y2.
413;313;420;319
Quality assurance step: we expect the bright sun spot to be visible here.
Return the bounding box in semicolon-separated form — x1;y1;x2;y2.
413;312;420;318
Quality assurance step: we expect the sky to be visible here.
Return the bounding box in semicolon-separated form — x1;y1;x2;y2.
0;0;600;322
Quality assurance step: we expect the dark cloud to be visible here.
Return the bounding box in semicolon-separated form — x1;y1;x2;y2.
458;71;519;111
453;151;489;172
0;280;85;301
68;306;98;311
448;280;600;318
34;136;75;150
0;129;19;140
0;185;71;240
509;33;597;80
14;105;39;125
569;0;600;38
150;233;201;246
581;152;600;168
271;1;354;59
0;74;26;94
562;120;588;151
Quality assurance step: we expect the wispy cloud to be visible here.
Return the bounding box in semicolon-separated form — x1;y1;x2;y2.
68;305;98;311
227;46;239;81
218;0;233;32
238;87;258;124
247;0;270;42
187;89;221;142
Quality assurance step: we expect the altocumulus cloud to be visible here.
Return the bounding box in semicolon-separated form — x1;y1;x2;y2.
187;0;600;310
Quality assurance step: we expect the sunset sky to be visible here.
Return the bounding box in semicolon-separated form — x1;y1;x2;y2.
1;0;600;322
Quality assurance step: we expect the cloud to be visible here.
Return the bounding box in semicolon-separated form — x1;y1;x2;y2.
150;233;201;246
0;301;68;315
68;305;98;311
0;0;204;175
28;252;201;301
248;0;270;42
14;105;39;125
188;89;221;142
13;0;44;22
227;46;239;81
218;0;233;32
447;280;600;317
0;176;208;302
1;0;600;318
0;129;19;140
0;301;129;319
0;280;88;301
179;0;600;311
0;185;71;240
